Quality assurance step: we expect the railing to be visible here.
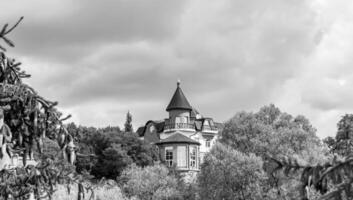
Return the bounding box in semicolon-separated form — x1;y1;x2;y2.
202;125;218;131
164;123;195;130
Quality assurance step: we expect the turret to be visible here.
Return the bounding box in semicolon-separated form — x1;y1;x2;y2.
165;81;194;131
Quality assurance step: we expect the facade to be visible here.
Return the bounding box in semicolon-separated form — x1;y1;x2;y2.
137;81;222;172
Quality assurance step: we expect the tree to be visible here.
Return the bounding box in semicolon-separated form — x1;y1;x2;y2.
0;18;92;199
198;143;266;200
92;144;132;179
324;114;353;156
220;104;322;159
267;114;353;200
218;104;328;199
124;111;133;133
77;128;159;179
119;163;181;200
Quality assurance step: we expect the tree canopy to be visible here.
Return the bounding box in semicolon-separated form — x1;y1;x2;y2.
198;143;266;200
216;104;330;199
124;111;133;133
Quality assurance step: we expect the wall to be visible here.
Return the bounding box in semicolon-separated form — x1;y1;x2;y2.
168;110;190;121
158;143;200;171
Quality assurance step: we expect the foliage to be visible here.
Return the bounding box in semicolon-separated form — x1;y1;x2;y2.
66;123;98;174
90;131;159;179
198;143;266;200
66;124;159;179
269;113;353;200
0;157;94;200
124;111;133;133
219;104;321;158
324;114;353;156
119;163;181;200
0;17;23;51
269;154;353;200
0;18;87;199
218;104;329;199
92;144;132;179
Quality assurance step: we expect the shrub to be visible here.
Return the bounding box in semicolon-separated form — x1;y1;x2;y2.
119;163;181;200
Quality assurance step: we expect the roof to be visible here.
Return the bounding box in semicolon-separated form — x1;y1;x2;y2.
136;120;165;137
191;107;201;119
156;133;200;145
166;81;192;111
136;126;145;137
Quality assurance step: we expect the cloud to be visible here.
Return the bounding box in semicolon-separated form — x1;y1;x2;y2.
1;0;186;61
2;0;353;137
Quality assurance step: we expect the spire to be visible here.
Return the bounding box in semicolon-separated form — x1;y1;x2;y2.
166;80;192;111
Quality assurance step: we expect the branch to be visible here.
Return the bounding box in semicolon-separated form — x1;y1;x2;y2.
0;17;23;51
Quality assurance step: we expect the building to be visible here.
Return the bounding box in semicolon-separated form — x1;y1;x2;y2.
137;81;222;172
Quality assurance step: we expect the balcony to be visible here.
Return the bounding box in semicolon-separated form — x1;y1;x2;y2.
202;125;218;134
202;125;218;131
164;123;195;132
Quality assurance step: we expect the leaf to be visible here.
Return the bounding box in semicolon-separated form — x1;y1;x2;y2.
2;36;14;47
0;45;6;52
0;24;8;35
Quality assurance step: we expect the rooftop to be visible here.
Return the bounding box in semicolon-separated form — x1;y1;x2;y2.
156;132;200;145
166;81;192;111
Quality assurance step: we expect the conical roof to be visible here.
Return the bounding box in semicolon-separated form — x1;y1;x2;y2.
166;81;192;111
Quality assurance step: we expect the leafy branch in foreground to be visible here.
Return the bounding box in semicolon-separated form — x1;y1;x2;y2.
268;154;353;200
0;157;94;200
0;17;23;52
0;18;91;199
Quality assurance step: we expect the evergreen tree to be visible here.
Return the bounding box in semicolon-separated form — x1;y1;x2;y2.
0;18;90;199
124;111;133;133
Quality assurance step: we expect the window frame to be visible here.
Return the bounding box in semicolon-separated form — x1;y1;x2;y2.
189;146;197;168
165;147;173;167
177;146;187;168
206;139;211;148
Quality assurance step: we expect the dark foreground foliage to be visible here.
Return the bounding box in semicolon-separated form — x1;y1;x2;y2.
0;18;87;199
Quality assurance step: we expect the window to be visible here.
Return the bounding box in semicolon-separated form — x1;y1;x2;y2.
165;147;173;167
203;120;210;130
198;147;201;169
177;146;187;167
203;120;210;126
209;120;214;127
190;146;197;168
206;140;211;148
175;116;188;128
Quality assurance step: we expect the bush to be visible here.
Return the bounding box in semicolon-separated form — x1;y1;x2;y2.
198;143;266;200
119;163;181;200
92;144;133;179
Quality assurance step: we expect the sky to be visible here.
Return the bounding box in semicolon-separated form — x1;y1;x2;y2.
1;0;352;138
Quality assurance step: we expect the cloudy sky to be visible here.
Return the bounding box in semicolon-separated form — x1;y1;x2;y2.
1;0;352;138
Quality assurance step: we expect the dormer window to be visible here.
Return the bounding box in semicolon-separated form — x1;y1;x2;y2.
209;119;214;127
203;119;210;130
